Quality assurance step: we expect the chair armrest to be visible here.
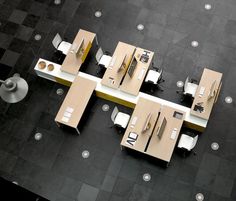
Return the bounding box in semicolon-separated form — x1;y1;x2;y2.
104;51;111;56
190;78;198;84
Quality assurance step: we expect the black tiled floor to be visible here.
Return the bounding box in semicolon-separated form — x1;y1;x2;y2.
22;14;40;28
0;47;5;60
0;21;19;35
1;0;236;201
8;9;27;24
8;38;27;53
15;25;34;41
0;50;20;67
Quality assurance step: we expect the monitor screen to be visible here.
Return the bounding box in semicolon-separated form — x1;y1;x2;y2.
127;56;137;77
157;117;167;139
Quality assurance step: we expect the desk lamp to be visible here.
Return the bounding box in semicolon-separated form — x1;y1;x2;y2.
0;74;28;103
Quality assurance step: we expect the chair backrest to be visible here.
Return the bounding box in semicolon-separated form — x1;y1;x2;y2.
184;76;189;91
190;135;198;150
52;33;62;49
111;106;119;123
95;47;104;63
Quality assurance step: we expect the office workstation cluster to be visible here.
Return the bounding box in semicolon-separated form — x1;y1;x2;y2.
34;29;223;166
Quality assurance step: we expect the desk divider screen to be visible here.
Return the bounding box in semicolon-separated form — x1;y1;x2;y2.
142;113;152;133
156;117;167;139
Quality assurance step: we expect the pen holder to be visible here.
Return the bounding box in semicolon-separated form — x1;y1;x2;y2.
47;64;54;71
38;61;46;69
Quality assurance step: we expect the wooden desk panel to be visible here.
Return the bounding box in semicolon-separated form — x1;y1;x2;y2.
55;76;96;129
101;42;136;89
146;106;185;162
120;97;161;152
61;29;96;75
120;48;154;96
191;68;222;120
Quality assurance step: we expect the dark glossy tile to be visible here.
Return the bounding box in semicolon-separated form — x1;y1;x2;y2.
60;177;82;199
1;21;19;35
77;183;99;201
213;175;234;197
106;155;124;177
0;50;20;67
15;25;34;41
0;47;5;60
8;38;27;53
113;177;134;197
0;4;13;20
0;150;18;173
101;174;116;192
195;169;216;191
17;0;33;12
28;2;47;17
22;14;40;28
8;9;27;24
0;32;13;49
128;184;151;201
96;190;111;201
209;193;232;201
85;166;106;188
35;18;54;33
20;127;64;169
217;158;236;179
177;163;198;184
170;181;192;201
200;153;220;174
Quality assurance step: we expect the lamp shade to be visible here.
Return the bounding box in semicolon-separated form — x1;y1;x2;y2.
0;77;28;103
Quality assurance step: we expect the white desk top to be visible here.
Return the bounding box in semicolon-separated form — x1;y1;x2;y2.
34;58;208;129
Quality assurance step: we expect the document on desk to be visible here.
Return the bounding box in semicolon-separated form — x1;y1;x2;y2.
126;132;138;146
109;56;116;69
170;128;178;140
138;68;146;80
66;107;74;113
130;116;138;128
62;116;69;123
64;111;72;118
199;87;205;97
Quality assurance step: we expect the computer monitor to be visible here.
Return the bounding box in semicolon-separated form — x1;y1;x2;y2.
142;113;152;133
208;80;216;100
127;56;137;77
117;54;127;72
75;38;84;56
156;117;167;139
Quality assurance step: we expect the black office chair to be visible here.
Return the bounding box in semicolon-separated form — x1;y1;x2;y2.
52;50;66;64
144;66;165;93
176;77;198;102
